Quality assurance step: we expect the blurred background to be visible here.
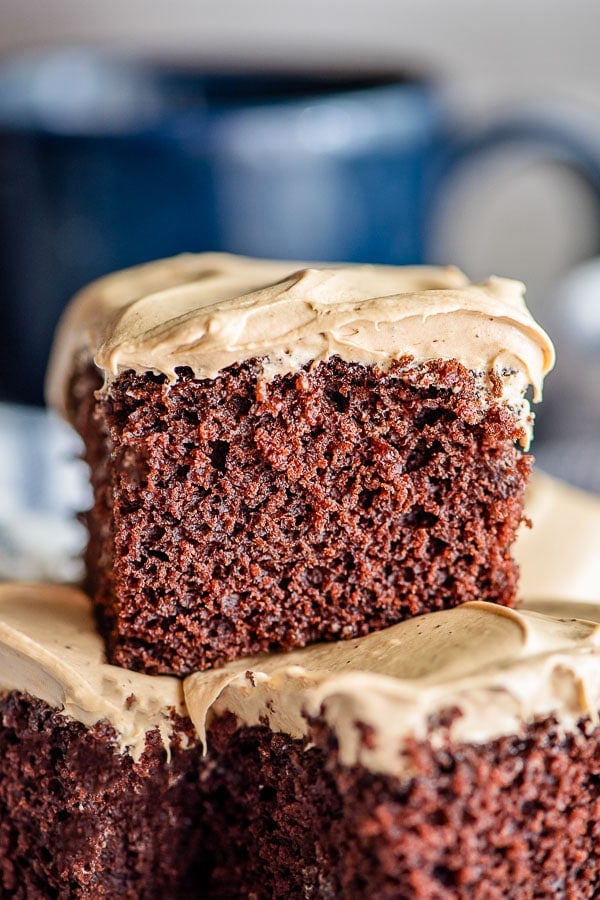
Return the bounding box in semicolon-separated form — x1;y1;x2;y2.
1;0;600;576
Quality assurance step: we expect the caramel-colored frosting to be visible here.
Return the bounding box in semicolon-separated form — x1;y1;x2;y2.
0;583;186;760
5;583;598;778
184;600;600;776
46;253;554;446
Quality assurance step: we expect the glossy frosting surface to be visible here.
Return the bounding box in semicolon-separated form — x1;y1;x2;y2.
46;253;554;437
4;583;598;777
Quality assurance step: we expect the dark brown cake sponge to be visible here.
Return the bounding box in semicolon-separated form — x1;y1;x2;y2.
74;356;531;674
2;693;598;898
0;694;208;898
203;712;600;899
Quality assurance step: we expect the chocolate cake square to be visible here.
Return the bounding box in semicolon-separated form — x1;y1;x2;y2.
2;584;598;897
185;596;600;897
46;253;554;674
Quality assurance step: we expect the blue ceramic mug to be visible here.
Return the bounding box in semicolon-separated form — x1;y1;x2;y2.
1;50;599;404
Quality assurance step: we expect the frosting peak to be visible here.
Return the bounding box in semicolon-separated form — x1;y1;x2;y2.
46;253;554;440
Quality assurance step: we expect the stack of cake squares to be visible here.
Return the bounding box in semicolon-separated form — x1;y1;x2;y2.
4;253;600;898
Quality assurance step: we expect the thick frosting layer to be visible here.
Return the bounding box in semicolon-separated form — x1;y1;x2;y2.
46;253;299;417
46;253;554;441
185;599;600;777
0;583;186;760
3;583;598;778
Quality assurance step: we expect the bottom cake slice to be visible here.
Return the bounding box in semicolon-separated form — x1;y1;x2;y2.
1;583;600;898
0;584;204;898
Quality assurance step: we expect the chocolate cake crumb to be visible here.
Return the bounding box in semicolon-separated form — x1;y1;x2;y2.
73;356;530;675
202;713;600;899
3;695;599;898
0;694;208;898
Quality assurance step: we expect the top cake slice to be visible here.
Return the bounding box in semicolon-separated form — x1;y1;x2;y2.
47;253;554;675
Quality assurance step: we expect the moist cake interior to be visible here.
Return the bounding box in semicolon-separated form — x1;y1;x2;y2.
76;357;530;674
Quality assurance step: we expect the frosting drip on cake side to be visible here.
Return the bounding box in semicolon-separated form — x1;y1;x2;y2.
185;600;600;777
0;583;186;760
46;253;554;443
3;584;599;778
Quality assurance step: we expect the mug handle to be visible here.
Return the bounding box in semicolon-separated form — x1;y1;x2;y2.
431;107;600;250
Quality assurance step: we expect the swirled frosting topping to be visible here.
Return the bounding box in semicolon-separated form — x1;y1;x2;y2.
186;599;600;776
3;584;597;778
46;253;554;436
